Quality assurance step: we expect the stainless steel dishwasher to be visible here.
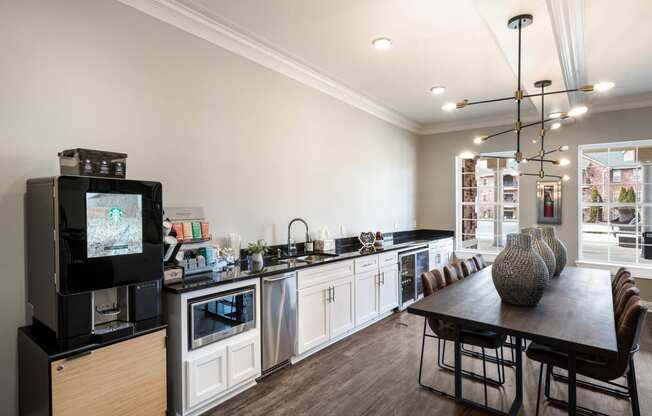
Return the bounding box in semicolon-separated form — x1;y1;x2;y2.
261;271;297;376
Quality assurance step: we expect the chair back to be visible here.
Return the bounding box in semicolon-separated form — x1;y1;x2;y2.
612;270;633;295
421;269;446;297
615;284;639;319
460;259;478;277
443;263;462;285
472;254;487;270
612;267;627;289
617;296;648;356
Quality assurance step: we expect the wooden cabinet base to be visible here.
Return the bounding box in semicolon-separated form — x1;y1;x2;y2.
19;327;167;416
51;330;167;416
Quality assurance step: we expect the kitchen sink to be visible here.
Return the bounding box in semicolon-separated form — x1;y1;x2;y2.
276;252;339;264
295;253;339;263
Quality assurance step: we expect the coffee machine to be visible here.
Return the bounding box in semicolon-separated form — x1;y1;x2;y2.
26;176;164;343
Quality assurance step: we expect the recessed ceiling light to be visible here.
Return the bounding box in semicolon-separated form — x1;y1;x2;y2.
459;151;475;159
568;106;588;117
594;81;615;92
442;102;456;111
562;174;570;181
551;122;561;130
372;37;393;50
430;86;446;95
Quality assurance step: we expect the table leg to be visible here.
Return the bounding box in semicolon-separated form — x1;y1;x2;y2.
507;336;523;416
454;326;462;400
568;349;577;416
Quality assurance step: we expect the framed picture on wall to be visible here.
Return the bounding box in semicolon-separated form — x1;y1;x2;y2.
537;180;562;224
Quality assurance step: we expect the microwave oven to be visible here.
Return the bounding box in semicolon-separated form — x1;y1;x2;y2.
26;176;163;295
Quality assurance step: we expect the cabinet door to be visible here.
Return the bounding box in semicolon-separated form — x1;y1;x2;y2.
379;265;399;314
330;276;355;338
227;334;260;388
429;249;438;270
186;347;227;409
51;330;166;416
297;283;330;354
354;270;378;326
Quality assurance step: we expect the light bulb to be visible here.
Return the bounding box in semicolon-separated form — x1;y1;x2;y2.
551;122;561;130
594;81;614;92
459;151;475;159
559;158;571;166
430;86;446;95
568;106;588;117
520;158;528;164
372;38;393;50
473;135;487;144
442;102;456;111
560;145;569;151
549;112;563;119
562;174;570;181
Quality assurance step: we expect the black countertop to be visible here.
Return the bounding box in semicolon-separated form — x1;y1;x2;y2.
19;317;167;361
165;230;454;294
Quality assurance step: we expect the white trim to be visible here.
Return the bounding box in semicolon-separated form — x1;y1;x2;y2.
455;250;497;263
575;260;652;280
116;0;422;134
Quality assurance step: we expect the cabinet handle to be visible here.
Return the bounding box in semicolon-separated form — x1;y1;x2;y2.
332;286;335;302
56;364;65;371
381;272;385;285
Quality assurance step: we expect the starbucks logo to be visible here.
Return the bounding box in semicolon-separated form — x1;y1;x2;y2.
107;207;124;225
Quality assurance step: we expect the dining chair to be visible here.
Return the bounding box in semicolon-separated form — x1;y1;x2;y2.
418;269;508;409
612;270;633;294
460;259;478;277
442;263;462;284
528;296;647;416
612;267;627;287
472;254;487;270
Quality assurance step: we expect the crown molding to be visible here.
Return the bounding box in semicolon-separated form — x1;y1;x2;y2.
117;0;423;134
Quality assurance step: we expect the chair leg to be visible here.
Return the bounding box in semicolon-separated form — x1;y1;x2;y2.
627;355;641;416
535;363;544;416
494;348;502;384
544;364;552;398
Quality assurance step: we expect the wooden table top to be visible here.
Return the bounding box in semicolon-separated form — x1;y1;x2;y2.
408;266;618;357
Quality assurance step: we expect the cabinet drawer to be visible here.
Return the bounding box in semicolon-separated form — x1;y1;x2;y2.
378;251;398;266
354;255;379;274
298;260;354;290
51;330;166;416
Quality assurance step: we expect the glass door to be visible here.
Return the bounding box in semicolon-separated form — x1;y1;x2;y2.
400;254;415;306
415;250;430;298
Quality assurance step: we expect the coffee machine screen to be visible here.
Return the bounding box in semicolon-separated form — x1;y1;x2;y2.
86;193;143;258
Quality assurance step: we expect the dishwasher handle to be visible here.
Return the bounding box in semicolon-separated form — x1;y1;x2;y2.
263;273;296;283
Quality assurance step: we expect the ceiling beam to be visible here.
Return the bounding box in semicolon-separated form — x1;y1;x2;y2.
546;0;587;108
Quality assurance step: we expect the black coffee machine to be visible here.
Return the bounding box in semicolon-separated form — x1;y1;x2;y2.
26;176;164;343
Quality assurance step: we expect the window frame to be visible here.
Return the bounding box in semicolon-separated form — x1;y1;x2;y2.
577;139;652;270
455;152;520;255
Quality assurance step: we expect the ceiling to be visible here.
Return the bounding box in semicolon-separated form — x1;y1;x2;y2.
142;0;652;133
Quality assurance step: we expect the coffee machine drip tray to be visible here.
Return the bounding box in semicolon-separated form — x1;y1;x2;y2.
92;321;134;343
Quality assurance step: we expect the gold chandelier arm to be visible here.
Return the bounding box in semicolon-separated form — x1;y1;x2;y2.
520;172;564;179
522;87;580;99
464;96;515;106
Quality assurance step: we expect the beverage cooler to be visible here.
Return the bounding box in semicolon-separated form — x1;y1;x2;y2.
398;247;429;310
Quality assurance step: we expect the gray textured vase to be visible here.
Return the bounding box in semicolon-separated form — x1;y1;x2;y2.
540;226;567;276
492;233;549;306
521;227;556;278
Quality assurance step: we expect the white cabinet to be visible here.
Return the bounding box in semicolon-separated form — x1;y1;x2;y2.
355;270;379;326
297;282;330;353
378;264;399;314
227;335;260;388
331;276;355;337
428;238;454;271
186;347;227;409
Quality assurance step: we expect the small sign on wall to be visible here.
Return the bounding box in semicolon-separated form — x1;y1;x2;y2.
537;180;562;224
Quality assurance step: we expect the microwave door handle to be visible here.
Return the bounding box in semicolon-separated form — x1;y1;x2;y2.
263;275;293;283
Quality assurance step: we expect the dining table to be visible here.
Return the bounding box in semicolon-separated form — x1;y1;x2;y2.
407;265;618;416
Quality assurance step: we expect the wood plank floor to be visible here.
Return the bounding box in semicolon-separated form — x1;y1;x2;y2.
209;312;652;415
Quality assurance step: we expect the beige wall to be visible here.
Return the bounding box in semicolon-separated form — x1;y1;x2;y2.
0;1;418;413
418;106;652;298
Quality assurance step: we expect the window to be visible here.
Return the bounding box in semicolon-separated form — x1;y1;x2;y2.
456;153;519;253
579;140;652;267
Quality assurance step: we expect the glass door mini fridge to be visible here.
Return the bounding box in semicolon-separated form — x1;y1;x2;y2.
398;247;429;310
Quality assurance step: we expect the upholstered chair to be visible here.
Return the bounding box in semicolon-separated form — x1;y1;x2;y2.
472;254;487;270
460;259;478;277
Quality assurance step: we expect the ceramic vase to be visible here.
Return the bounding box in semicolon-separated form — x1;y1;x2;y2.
492;233;549;306
521;227;556;278
540;226;567;276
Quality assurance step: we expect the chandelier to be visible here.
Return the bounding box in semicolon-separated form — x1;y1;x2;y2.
444;14;614;179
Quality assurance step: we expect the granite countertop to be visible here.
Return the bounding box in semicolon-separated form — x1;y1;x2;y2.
19;317;167;361
165;231;454;294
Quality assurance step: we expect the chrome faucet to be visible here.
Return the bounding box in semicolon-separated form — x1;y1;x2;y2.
287;218;310;254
